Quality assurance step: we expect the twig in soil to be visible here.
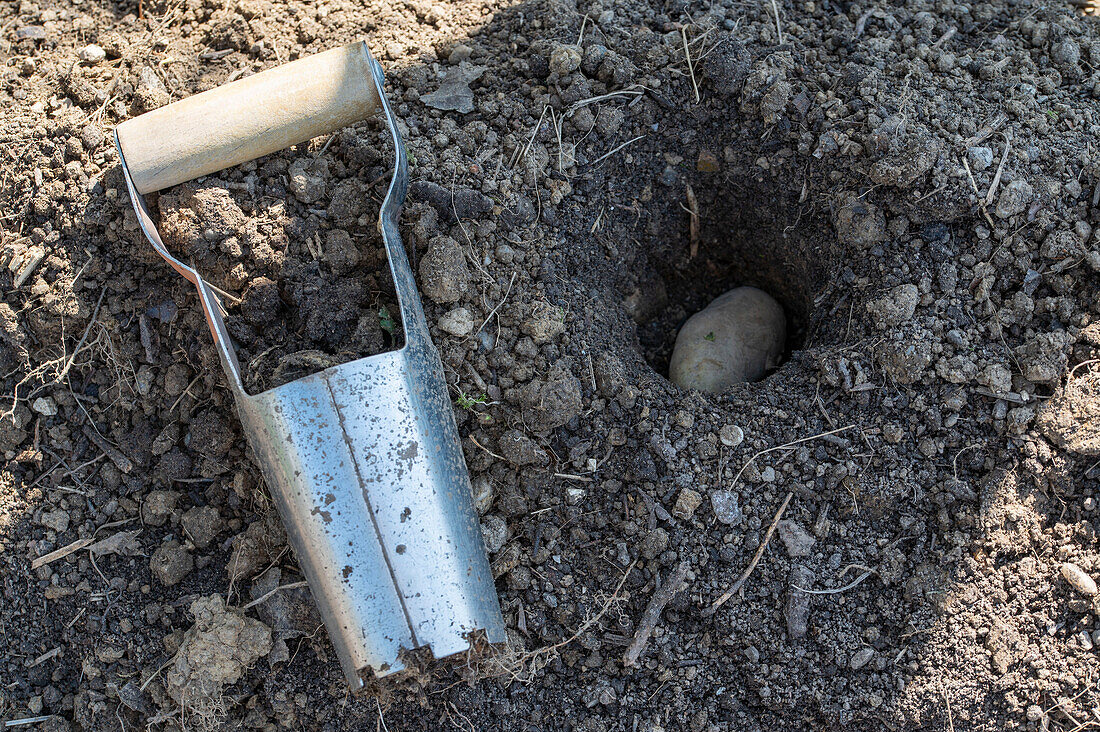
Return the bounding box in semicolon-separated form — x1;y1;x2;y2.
469;435;506;461
854;8;873;37
623;561;691;667
791;567;874;595
12;248;46;288
932;27;957;49
31;537;94;569
984;134;1012;207
576;14;589;45
768;0;784;44
30;647;61;667
55;287;107;386
590;135;645;167
5;717;56;728
941;682;956;732
205;281;242;306
500;560;636;677
961;156;995;228
973;386;1029;404
139;656;175;693
728;424;855;492
515;105;548;168
66;607;86;629
169;374;203;412
681;28;700;103
683;184;700;258
474;271;517;337
241;580;308;610
81;424;134;474
565;88;644;116
376;698;390;732
705;491;792;615
952;444;981;481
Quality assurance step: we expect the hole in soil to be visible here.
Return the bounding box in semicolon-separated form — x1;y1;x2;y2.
635;178;836;381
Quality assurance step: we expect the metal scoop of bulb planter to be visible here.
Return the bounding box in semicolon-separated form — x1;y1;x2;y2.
114;41;505;688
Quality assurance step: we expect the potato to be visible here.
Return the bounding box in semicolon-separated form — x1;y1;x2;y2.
669;287;786;392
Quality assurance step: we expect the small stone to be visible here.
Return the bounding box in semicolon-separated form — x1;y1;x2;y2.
470;476;494;515
79;44;106;64
521;303;565;344
639;527;669;559
1026;705;1045;723
438;307;476;337
834;196;887;249
696;150;720;173
420;64;485;114
40;509;70;534
141;490;179;527
181;506;224;550
710;490;742;525
448;43;473;64
151;541;194;586
672;488;703;519
497;429;548;467
480;515;507;554
719;424;744;447
1051;39;1081;68
966;146;993;171
32;396;57;416
850;647;874;670
81;124;104;150
995;179;1033;219
549;43;583;75
287;158;327;204
777;520;815;558
323;229;359;275
419;236;470;304
1062;562;1098;597
866;284;919;330
16;26;47;41
565;487;587;505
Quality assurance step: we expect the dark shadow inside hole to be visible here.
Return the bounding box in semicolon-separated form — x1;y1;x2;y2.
637;179;836;380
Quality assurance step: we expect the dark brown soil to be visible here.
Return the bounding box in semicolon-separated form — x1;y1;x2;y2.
2;0;1100;730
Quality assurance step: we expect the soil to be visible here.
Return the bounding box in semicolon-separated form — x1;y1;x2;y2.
2;0;1100;730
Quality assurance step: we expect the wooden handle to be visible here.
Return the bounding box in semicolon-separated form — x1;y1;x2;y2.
116;41;381;194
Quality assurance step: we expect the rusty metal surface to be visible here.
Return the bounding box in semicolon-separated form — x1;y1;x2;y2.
116;43;505;688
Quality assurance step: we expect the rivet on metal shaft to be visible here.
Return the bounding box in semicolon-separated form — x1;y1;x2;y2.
114;41;505;688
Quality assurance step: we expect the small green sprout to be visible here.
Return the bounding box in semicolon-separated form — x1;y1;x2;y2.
456;391;488;410
704;332;716;341
378;306;397;336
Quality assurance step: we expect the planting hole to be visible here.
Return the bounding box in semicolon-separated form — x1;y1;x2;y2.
634;179;836;384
